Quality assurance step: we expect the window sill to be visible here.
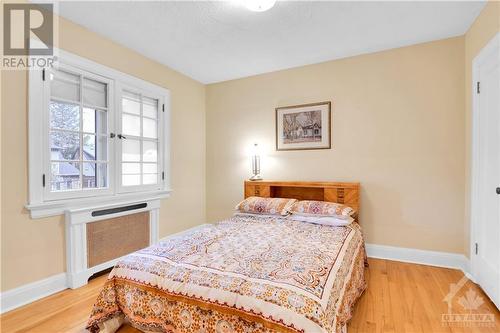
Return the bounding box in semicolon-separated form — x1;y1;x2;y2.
25;189;172;219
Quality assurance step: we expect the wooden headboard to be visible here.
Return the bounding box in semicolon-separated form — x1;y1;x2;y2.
244;181;360;213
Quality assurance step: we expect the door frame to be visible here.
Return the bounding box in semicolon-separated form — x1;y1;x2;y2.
470;31;500;281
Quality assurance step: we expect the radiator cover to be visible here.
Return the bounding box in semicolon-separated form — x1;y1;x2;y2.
65;199;160;289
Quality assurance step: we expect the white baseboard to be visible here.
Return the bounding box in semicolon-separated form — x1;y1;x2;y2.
366;243;472;279
0;273;67;314
0;236;472;315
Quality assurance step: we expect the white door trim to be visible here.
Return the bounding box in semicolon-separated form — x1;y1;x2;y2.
470;31;500;282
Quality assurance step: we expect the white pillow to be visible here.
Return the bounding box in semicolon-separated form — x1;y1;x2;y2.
233;212;280;218
288;214;354;227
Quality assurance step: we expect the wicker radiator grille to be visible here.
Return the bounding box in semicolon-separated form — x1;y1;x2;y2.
86;212;150;268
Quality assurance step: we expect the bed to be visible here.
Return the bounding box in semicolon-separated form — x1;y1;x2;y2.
87;181;367;333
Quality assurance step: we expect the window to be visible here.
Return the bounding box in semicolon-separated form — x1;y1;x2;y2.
48;68;109;194
119;90;161;190
28;50;170;216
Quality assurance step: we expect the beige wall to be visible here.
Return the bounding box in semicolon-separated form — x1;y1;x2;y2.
1;0;498;293
206;37;466;254
463;1;500;257
1;16;206;291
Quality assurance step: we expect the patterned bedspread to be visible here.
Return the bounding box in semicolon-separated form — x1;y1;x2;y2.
87;215;367;333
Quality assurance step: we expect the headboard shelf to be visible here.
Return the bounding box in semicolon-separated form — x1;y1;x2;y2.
244;180;360;213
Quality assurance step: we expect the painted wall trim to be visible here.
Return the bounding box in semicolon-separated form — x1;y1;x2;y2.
366;243;473;280
0;273;67;314
0;223;211;314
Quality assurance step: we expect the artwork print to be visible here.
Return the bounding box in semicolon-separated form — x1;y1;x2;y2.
283;110;322;144
276;102;331;150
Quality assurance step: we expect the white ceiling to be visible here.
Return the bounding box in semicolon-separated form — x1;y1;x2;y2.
58;1;486;84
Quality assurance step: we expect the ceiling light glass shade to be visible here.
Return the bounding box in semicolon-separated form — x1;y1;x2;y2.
244;0;276;12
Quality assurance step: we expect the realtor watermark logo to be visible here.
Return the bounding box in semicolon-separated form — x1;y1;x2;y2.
442;276;495;328
2;2;57;69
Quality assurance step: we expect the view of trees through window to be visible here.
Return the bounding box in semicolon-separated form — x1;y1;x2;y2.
49;68;108;192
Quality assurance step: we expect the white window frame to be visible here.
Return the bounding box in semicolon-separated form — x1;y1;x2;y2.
26;49;171;218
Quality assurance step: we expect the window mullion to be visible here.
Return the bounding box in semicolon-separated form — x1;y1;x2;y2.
115;86;120;193
79;74;84;191
140;93;144;186
158;103;162;186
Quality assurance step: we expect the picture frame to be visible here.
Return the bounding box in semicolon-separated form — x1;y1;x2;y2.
275;101;331;151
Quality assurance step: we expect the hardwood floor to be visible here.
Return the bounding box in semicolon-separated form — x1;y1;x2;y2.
1;259;498;333
349;259;499;333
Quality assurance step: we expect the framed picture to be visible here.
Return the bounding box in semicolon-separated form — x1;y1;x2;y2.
275;101;331;151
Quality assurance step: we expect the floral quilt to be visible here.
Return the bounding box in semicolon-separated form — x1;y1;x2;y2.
87;215;367;333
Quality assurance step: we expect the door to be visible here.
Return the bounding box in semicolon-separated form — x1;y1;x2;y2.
471;33;500;309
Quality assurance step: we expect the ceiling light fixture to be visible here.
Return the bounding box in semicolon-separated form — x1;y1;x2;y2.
243;0;276;12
